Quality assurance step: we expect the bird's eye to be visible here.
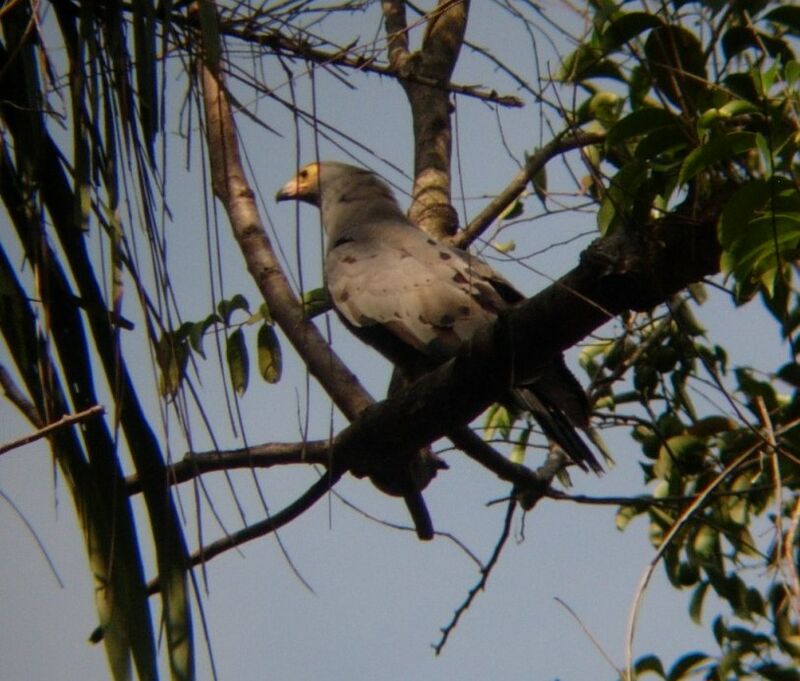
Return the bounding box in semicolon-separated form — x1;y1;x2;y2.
299;169;308;179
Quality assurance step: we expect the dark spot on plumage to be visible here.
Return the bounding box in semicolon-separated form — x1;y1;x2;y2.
342;255;357;264
452;271;468;285
332;236;356;249
399;248;413;258
458;305;471;316
427;238;437;245
439;314;455;326
339;290;350;302
439;251;452;260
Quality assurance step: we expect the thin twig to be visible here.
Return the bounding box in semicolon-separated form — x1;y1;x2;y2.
0;487;64;588
146;470;343;596
0;404;105;455
433;498;517;654
554;597;621;677
125;439;331;493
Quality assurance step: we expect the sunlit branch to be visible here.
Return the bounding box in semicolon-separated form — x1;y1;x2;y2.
454;130;606;249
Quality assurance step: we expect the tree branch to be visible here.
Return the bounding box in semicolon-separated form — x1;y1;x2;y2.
196;14;436;538
323;202;722;487
0;404;105;456
384;0;470;238
146;470;342;596
453;130;606;249
125;440;331;494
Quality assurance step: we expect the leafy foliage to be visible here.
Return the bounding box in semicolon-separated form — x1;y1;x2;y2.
559;1;800;676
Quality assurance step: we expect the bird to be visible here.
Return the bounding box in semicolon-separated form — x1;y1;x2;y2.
276;160;603;481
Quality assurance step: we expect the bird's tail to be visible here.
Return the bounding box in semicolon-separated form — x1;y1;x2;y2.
513;386;604;474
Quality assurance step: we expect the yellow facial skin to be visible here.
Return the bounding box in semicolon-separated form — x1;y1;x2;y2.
275;162;321;204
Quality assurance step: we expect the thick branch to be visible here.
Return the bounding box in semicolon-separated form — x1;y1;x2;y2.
326;205;722;482
384;0;470;238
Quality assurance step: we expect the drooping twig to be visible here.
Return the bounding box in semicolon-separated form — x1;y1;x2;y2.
433;496;517;655
146;470;343;596
555;596;622;676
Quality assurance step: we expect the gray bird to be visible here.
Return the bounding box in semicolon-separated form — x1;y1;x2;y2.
276;161;603;478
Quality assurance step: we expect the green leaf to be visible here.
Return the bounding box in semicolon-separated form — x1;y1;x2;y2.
587;91;623;125
559;44;624;82
509;425;531;464
723;213;800;289
217;294;250;325
785;60;800;88
718;180;769;254
492;240;516;254
764;6;800;34
188;313;221;358
615;504;643;531
689;582;709;624
655;435;707;478
635;653;666;678
606;107;678;146
598;159;648;234
717;98;761;119
692;524;718;561
226;328;249;396
667;652;710;681
257;323;282;384
499;196;525;220
754;663;800;681
678;132;758;185
156;331;189;397
601;11;663;52
484;403;513;440
301;287;331;319
645;25;708;111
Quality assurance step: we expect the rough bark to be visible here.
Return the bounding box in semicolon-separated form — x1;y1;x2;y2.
384;0;470;238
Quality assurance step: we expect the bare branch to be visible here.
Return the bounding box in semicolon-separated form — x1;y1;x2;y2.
385;0;471;238
126;440;331;494
433;496;516;654
146;471;343;596
454;130;606;249
0;404;105;456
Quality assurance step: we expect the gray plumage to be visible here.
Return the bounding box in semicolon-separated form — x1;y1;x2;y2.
277;161;602;474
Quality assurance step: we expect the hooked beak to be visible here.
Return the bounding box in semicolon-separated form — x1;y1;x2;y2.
275;178;300;202
275;163;320;205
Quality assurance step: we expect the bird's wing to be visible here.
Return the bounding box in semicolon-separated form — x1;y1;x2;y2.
326;223;506;359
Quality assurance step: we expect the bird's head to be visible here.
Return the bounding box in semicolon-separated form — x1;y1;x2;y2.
275;161;323;206
276;161;408;240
